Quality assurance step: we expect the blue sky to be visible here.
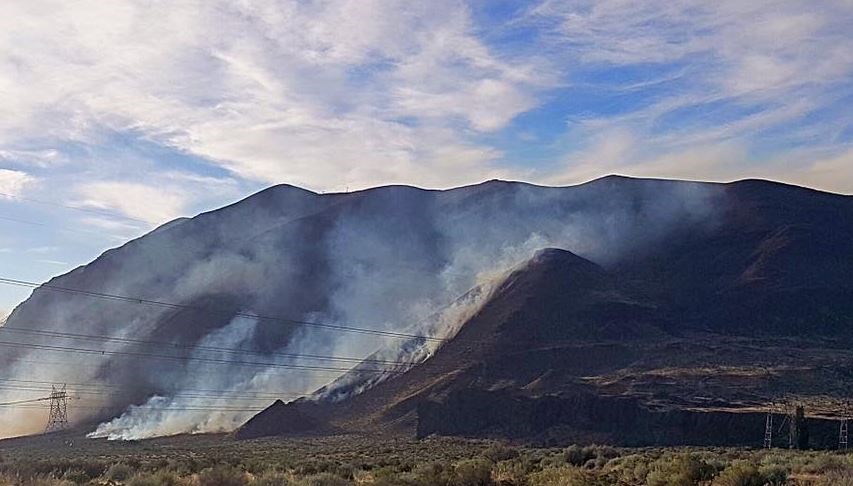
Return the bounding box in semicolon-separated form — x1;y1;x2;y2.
0;0;851;317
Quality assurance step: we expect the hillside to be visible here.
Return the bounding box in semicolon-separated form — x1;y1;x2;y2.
2;176;852;441
237;246;852;446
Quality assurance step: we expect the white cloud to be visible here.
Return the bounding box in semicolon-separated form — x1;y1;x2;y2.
0;169;37;196
76;181;189;226
35;259;69;266
0;0;549;191
0;149;64;168
25;246;58;254
536;0;853;193
533;0;852;96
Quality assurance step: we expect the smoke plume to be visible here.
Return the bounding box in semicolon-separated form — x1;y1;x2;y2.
0;177;723;439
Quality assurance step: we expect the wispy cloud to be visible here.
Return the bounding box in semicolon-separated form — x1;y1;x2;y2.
0;169;37;197
0;1;552;194
530;0;852;187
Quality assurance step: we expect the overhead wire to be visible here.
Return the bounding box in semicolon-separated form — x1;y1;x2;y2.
0;340;404;375
0;276;447;342
0;327;416;367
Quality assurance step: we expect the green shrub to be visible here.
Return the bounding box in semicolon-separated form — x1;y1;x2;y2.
646;454;715;486
298;473;352;486
604;454;650;484
482;445;519;463
127;471;181;486
0;473;74;486
451;458;493;486
527;466;592;486
251;471;294;485
104;463;135;482
712;461;765;486
804;454;847;474
758;464;787;485
409;462;451;485
492;458;533;486
816;467;853;486
198;466;247;486
60;469;90;485
565;446;591;467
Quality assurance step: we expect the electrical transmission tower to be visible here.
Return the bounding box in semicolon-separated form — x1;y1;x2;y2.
44;384;68;433
764;411;774;448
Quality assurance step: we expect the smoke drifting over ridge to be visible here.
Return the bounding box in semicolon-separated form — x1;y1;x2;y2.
0;177;723;439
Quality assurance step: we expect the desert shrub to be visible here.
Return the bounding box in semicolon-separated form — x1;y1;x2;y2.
198;465;247;486
526;466;593;486
0;473;73;486
60;469;90;485
538;453;567;470
492;457;534;486
712;461;765;486
451;458;493;486
562;445;617;469
409;462;451;485
251;470;294;486
298;473;352;486
802;453;847;474
584;446;619;461
815;467;853;486
127;471;181;486
104;463;135;482
482;445;519;463
757;464;787;485
646;454;715;486
604;453;651;484
564;446;592;467
370;472;422;486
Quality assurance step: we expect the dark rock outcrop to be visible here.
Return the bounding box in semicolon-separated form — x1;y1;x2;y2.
234;400;324;439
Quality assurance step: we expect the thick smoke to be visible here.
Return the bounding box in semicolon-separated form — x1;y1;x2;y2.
0;177;723;439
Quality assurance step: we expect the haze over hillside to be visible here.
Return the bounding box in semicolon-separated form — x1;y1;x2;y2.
1;176;851;442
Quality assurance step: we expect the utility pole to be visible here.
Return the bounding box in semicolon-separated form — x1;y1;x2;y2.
44;384;68;433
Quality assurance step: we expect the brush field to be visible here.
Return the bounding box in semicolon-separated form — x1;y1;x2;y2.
0;432;852;485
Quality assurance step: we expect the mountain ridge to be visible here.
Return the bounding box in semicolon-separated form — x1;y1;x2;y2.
2;175;852;440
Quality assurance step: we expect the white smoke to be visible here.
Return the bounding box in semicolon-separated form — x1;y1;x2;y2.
0;178;725;439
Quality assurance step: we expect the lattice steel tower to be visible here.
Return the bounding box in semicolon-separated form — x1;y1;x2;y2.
763;412;774;448
44;384;68;433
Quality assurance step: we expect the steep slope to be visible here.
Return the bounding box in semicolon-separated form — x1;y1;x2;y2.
327;248;673;427
238;246;853;446
2;176;852;439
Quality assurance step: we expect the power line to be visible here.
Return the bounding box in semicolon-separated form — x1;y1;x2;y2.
0;378;305;398
0;327;416;367
0;340;403;375
0;276;446;343
0;377;309;398
2;355;366;381
0;385;299;402
0;396;53;406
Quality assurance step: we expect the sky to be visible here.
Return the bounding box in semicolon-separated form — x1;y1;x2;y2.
0;0;851;316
